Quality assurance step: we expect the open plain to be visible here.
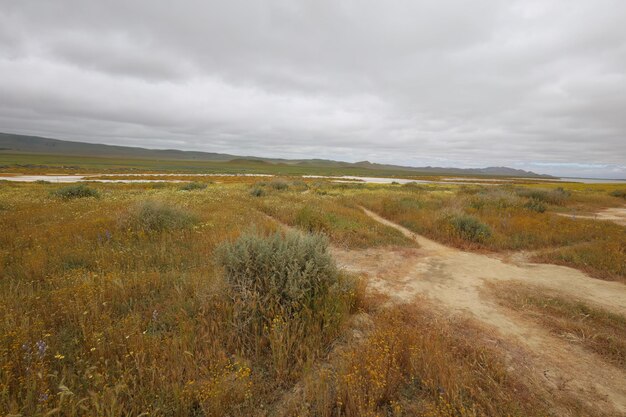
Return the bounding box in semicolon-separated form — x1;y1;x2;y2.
2;166;625;416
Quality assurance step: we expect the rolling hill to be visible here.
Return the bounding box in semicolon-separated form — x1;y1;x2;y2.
0;132;551;177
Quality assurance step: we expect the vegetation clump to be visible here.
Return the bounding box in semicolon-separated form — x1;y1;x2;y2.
179;181;207;191
516;187;570;205
449;214;492;242
51;183;99;199
610;189;626;199
524;198;547;213
269;179;289;190
121;201;198;233
250;187;265;197
216;231;355;377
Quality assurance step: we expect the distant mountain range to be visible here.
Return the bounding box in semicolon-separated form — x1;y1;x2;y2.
0;132;552;178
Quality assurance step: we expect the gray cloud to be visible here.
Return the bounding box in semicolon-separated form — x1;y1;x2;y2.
1;0;625;177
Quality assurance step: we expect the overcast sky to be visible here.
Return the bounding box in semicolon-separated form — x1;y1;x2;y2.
1;1;625;178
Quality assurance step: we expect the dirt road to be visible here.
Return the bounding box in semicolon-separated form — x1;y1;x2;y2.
331;207;626;416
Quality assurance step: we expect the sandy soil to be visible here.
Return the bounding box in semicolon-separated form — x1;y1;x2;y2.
330;207;626;416
555;207;626;226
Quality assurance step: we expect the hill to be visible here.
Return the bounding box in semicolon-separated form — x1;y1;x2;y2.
0;132;552;177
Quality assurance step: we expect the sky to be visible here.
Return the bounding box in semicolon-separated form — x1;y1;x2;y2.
1;1;625;178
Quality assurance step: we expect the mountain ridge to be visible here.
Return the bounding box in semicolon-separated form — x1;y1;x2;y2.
0;132;552;178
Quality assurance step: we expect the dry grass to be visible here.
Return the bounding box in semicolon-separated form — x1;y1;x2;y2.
353;184;626;281
1;179;623;415
255;189;414;249
280;303;575;417
0;182;282;415
487;281;626;369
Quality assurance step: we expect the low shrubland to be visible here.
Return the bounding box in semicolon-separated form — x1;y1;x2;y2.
515;187;570;205
354;184;626;279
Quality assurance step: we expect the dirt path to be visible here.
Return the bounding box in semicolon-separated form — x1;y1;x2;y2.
331;207;626;415
555;207;626;226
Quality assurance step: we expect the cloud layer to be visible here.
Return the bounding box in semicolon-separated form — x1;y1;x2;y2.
1;0;625;177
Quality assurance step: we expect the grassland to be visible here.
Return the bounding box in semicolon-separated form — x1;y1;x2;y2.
1;174;625;416
351;182;626;281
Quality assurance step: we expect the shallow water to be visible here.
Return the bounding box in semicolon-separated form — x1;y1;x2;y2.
0;173;272;183
0;173;624;184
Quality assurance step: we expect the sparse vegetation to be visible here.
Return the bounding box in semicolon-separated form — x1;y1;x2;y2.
250;187;265;197
179;181;208;191
284;304;556;417
268;179;289;190
449;214;492;243
524;198;547;213
51;183;99;199
516;187;570;205
610;189;626;199
355;184;626;279
489;282;626;368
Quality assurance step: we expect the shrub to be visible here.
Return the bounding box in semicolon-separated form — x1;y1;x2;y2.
179;181;207;191
295;206;330;233
250;187;265;197
216;231;341;321
524;198;546;213
52;184;99;200
610;189;626;199
121;201;198;233
402;182;427;190
215;232;354;377
450;214;492;242
516;187;570;205
290;180;309;191
269;179;289;190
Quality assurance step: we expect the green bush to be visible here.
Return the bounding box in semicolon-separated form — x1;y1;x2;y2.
216;232;339;317
295;206;330;233
52;184;99;200
179;181;207;191
269;179;289;190
516;187;570;205
450;214;492;243
524;198;547;213
215;232;354;374
250;187;265;197
290;180;309;191
610;189;626;199
121;201;198;233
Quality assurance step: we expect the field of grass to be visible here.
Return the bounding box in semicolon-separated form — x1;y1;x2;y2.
352;182;626;281
1;176;625;415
